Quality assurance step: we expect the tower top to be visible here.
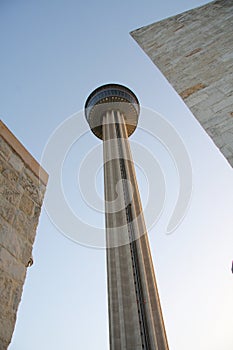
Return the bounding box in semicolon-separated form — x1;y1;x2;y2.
84;83;140;139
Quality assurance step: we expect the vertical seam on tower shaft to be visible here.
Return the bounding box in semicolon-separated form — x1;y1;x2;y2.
114;110;151;350
103;115;114;347
110;110;127;348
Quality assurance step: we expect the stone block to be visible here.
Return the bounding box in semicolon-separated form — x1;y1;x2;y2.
220;144;233;158
8;152;24;172
193;88;225;110
12;207;38;245
0;136;12;161
0;337;8;350
0;220;21;260
21;241;33;267
180;83;206;99
0;220;32;265
218;80;233;95
0;274;14;308
0;157;8;174
19;194;34;217
1;167;19;186
0;247;26;283
190;106;214;124
12;209;30;238
221;128;233;144
0;198;15;225
221;50;233;62
185;47;202;57
227;156;233;167
0;309;16;347
185;92;209;108
210;135;225;149
212;95;233;113
11;284;23;313
0;174;21;207
18;171;44;206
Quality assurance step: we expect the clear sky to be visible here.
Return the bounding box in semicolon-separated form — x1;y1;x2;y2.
1;0;233;349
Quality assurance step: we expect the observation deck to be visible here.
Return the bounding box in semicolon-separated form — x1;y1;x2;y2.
84;84;140;139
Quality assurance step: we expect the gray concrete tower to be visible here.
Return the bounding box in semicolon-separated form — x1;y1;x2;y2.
85;84;169;350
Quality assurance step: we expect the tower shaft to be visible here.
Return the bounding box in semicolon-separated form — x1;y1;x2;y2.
103;110;169;350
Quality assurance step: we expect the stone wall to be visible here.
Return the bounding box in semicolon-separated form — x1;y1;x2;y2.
131;0;233;167
0;121;48;349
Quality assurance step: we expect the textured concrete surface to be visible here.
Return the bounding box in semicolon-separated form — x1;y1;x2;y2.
0;121;48;349
103;111;169;349
131;0;233;167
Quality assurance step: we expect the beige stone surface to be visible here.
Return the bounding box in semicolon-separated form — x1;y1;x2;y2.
131;0;233;167
0;121;48;185
0;121;48;349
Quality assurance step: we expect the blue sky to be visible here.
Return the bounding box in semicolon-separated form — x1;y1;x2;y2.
1;0;233;349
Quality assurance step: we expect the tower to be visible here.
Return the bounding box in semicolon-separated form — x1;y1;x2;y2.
85;84;169;349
